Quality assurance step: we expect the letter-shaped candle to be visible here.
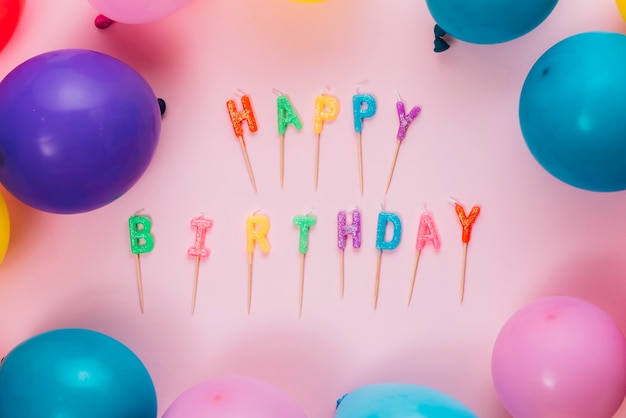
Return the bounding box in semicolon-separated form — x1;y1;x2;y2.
374;211;402;309
129;214;154;313
227;95;259;192
246;214;270;313
353;94;377;133
278;95;303;136
313;94;339;191
227;95;258;137
353;94;377;195
385;96;422;195
416;211;441;251
188;216;213;315
454;202;480;303
408;210;441;306
293;215;317;316
277;94;303;188
337;209;362;297
293;215;316;255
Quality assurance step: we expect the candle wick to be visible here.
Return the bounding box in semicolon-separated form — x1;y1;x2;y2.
272;88;285;96
394;89;402;102
235;88;248;97
355;80;368;94
132;208;145;216
447;196;460;205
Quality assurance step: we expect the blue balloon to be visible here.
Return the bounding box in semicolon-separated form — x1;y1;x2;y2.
426;0;558;44
0;328;157;418
335;383;478;418
519;32;626;192
0;49;161;214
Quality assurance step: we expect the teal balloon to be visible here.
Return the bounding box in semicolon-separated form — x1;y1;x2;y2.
335;383;478;418
519;32;626;192
0;328;157;418
425;0;558;44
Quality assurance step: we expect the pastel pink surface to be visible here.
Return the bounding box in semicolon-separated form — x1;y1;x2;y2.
162;376;307;418
87;0;192;24
492;296;626;418
1;1;626;418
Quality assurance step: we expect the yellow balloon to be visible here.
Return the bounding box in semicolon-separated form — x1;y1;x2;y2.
0;191;10;264
618;0;626;20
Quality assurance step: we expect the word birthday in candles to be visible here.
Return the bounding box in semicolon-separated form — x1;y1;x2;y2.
126;202;481;314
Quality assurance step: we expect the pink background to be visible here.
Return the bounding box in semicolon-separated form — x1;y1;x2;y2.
2;0;626;417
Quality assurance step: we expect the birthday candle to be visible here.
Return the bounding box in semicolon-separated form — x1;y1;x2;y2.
313;93;339;191
128;214;155;313
276;94;303;188
352;94;377;195
293;214;317;316
385;94;421;195
188;216;213;315
337;208;362;297
453;202;480;303
227;94;259;193
416;211;441;251
374;211;402;309
246;213;271;314
408;210;440;306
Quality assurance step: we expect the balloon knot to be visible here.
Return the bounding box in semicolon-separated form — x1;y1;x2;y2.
336;393;348;409
433;24;450;53
158;98;167;117
94;14;115;30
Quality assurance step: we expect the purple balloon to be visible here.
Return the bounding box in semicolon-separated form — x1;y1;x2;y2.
0;49;161;214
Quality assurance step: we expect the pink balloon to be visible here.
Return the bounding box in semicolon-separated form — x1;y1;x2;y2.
87;0;192;24
162;376;307;418
492;296;626;418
